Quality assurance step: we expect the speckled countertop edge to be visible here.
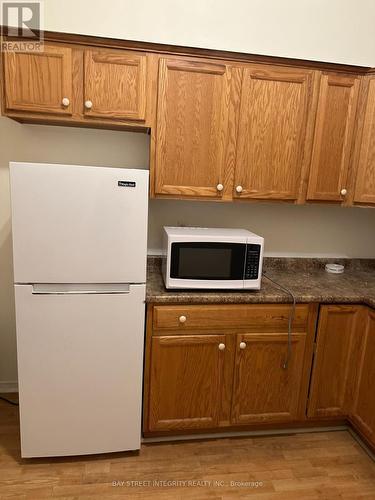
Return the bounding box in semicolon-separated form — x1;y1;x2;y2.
146;257;375;308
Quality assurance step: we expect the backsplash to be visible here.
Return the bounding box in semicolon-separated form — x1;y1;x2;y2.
147;255;375;275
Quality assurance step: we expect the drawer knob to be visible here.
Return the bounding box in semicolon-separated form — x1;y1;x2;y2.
239;341;247;350
179;315;187;323
85;100;93;110
216;183;224;192
340;188;347;196
61;97;70;107
236;185;243;194
218;343;226;351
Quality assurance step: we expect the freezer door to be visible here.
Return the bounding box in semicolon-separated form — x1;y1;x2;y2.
10;162;148;283
15;284;146;457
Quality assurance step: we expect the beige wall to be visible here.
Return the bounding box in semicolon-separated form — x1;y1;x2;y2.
1;1;375;387
44;0;375;66
148;201;375;257
0;118;149;388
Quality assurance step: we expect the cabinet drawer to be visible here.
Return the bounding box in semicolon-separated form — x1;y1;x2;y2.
153;304;309;332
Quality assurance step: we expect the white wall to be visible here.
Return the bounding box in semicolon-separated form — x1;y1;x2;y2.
1;1;375;387
44;0;375;67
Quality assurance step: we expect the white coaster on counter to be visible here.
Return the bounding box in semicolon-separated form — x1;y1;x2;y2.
325;263;345;274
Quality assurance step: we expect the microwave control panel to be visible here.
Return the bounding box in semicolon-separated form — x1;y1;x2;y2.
244;244;261;280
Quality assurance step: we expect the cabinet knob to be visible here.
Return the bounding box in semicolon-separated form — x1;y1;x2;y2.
236;185;243;194
216;183;224;192
239;341;247;350
61;97;70;107
178;315;187;324
85;100;93;110
218;343;226;351
340;188;347;196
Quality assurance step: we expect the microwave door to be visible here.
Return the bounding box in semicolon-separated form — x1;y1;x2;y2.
169;242;247;289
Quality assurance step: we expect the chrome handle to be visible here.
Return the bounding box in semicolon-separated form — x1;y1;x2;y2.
32;284;130;294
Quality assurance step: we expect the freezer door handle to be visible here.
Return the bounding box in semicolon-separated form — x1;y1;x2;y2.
32;284;131;295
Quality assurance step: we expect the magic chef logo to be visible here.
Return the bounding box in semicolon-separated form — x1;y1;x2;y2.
118;181;136;187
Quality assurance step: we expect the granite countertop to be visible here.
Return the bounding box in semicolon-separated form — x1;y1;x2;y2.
146;257;375;308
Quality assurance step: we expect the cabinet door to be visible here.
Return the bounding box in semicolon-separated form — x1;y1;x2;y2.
231;333;307;424
307;73;360;202
148;335;226;431
234;65;317;201
351;309;375;445
4;44;73;115
353;76;375;205
154;58;231;198
84;49;147;121
308;305;363;418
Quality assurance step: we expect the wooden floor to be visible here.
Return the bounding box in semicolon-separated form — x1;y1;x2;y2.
1;397;375;499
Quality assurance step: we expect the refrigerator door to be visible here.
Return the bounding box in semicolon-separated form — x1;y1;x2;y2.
15;283;146;457
10;162;148;284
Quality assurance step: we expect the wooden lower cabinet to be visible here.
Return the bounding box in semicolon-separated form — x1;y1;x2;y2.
144;303;316;434
231;333;307;424
351;309;375;445
307;305;365;418
148;334;227;431
144;303;375;444
307;305;375;450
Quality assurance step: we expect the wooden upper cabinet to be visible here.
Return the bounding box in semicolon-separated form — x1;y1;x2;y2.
308;305;364;418
231;332;307;424
148;335;226;431
307;73;360;202
3;44;73;115
3;37;374;207
353;76;375;205
351;309;375;445
154;58;231;198
234;65;317;201
84;49;147;121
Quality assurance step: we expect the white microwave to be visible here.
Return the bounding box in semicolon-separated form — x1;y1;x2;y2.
162;227;264;290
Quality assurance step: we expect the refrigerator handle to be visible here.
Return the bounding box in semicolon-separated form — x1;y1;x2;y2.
32;284;131;295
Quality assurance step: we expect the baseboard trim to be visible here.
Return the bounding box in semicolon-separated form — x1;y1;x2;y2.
348;427;375;460
142;425;348;443
0;381;18;393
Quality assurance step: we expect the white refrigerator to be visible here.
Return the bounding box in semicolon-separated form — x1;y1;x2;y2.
10;162;149;458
